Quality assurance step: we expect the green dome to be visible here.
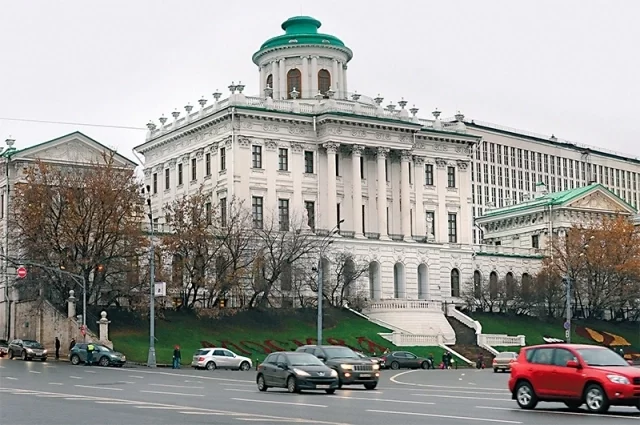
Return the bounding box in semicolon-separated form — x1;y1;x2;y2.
253;16;352;63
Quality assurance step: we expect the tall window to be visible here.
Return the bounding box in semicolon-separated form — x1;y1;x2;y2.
164;168;170;190
191;158;197;181
385;160;389;181
336;203;341;229
335;154;340;176
448;213;457;243
447;166;456;188
287;68;301;98
178;163;183;185
360;156;365;179
152;173;158;194
205;153;211;176
451;269;460;297
252;145;262;168
426;211;435;238
266;74;273;92
425;164;434;185
304;151;314;173
220;197;227;227
361;205;366;234
318;69;331;94
252;196;263;229
220;147;226;171
278;148;288;171
278;199;290;231
205;202;212;225
304;201;315;230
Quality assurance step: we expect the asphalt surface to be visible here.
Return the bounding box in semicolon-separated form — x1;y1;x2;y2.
1;357;639;425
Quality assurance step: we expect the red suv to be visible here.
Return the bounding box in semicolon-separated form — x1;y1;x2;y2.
509;343;640;413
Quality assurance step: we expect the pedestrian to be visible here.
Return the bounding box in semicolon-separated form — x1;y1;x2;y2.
55;337;61;360
85;343;95;366
173;345;181;369
69;338;76;351
428;353;435;369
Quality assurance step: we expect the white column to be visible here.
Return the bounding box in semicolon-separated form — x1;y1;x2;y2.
301;56;309;98
401;150;413;242
376;148;390;240
332;59;340;95
271;61;279;99
342;64;348;98
259;65;266;94
310;56;318;96
457;160;471;244
279;58;286;99
414;156;426;237
325;142;339;230
351;145;365;238
436;159;448;242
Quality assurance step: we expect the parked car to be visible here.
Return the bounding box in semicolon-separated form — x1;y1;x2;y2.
7;339;47;361
296;345;380;390
493;351;518;372
380;351;431;370
355;351;381;365
509;343;640;413
191;348;252;371
257;351;339;394
0;339;8;357
69;343;126;367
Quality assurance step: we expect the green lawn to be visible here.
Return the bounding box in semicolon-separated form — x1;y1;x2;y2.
108;307;449;365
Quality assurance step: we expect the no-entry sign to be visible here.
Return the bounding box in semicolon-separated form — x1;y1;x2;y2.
16;265;27;279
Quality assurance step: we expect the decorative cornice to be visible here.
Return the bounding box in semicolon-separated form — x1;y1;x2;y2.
291;143;304;153
351;144;365;156
323;142;340;154
435;158;447;169
153;164;164;172
238;137;251;149
376;147;390;159
414;156;425;165
181;155;190;163
195;149;204;159
456;159;470;171
265;139;278;151
167;159;177;167
143;168;152;177
400;150;413;162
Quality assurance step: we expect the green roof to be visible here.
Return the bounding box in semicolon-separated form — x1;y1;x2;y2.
253;16;352;63
479;183;637;218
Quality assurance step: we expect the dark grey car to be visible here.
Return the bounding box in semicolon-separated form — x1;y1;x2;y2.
256;352;339;394
8;339;48;361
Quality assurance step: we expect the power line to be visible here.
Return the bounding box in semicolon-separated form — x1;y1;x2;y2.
0;117;146;131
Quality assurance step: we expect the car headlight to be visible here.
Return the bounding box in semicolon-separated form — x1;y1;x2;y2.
372;364;380;370
292;368;310;377
26;348;34;353
607;374;630;385
42;350;48;355
122;356;126;361
340;364;353;370
330;369;338;377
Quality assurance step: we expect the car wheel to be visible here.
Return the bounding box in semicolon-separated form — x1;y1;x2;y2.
240;361;250;371
564;401;582;410
636;399;640;412
364;382;378;390
337;379;343;389
584;384;609;413
71;354;80;365
206;361;216;371
99;356;110;367
493;368;498;373
40;358;46;362
21;351;28;361
390;361;400;370
256;374;268;392
287;376;299;393
420;361;428;369
8;349;13;359
325;389;336;394
515;381;538;410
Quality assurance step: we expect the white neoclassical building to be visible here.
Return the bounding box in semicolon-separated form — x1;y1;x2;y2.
134;16;543;341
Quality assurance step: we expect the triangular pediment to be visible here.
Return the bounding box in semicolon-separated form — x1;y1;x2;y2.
14;132;136;168
565;188;635;214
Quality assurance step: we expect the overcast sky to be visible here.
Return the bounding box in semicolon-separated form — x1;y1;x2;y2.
1;0;639;163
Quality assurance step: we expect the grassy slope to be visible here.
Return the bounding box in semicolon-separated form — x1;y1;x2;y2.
109;308;448;365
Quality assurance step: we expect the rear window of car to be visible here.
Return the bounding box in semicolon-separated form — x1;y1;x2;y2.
195;349;210;356
497;352;516;358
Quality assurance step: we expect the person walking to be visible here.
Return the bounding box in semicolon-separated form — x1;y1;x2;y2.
69;338;76;351
85;343;95;366
54;337;61;360
172;345;181;369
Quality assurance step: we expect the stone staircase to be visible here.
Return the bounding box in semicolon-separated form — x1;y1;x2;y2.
446;316;495;367
449;344;496;367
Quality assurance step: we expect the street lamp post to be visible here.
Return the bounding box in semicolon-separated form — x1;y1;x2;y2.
143;186;156;368
3;137;15;340
316;220;344;346
564;235;594;344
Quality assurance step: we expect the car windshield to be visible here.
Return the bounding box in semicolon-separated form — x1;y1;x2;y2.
577;348;628;367
23;340;43;349
287;353;325;366
323;346;359;359
355;352;367;358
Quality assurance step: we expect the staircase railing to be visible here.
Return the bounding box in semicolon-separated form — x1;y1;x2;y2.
344;305;413;334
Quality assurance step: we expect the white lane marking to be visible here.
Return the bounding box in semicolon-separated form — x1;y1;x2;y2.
476;406;640;420
413;393;509;402
129;375;144;379
120;381;136;384
135;406;187;410
140;390;204;397
184;380;203;384
235;419;299;423
107;367;253;384
64;397;85;400
149;383;204;390
367;409;522;424
389;370;509;392
84;370;96;373
413;388;509;396
180;412;225;415
5;377;17;380
226;388;255;393
29;371;41;374
49;382;64;385
69;376;83;379
74;385;123;391
220;382;255;387
0;365;4;368
36;394;66;398
335;395;434;405
231;397;326;408
95;401;136;404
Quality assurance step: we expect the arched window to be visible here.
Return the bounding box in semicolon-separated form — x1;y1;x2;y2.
450;269;460;297
318;69;331;95
473;270;482;299
266;74;273;96
489;271;498;300
521;273;532;296
287;69;301;99
506;272;515;300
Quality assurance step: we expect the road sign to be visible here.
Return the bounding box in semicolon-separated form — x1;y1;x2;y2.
565;329;570;339
154;282;166;297
563;321;570;330
16;265;27;279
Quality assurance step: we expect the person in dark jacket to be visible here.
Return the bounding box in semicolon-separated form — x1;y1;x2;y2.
173;345;181;369
55;337;61;359
69;338;76;351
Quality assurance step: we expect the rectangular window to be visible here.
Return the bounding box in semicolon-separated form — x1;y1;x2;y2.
252;196;263;229
220;197;227;227
335;153;340;176
0;194;3;219
425;164;434;185
304;201;315;230
385;160;389;181
278;148;288;171
252;145;262;169
220;147;226;171
336;203;341;229
152;173;158;194
386;207;389;234
278;199;290;231
361;205;366;234
447;166;456;188
448;213;457;243
205;202;212;225
409;163;413;185
304;151;314;173
360;156;365;179
426;211;435;238
531;234;540;249
205;153;211;176
165;168;170;190
191;158;197;181
178;163;183;185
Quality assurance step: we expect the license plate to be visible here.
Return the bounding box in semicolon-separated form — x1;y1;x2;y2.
315;384;330;389
360;374;371;378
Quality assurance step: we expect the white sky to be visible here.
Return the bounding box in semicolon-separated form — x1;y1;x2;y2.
1;0;639;162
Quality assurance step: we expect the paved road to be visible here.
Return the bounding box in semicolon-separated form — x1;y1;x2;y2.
1;358;638;424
